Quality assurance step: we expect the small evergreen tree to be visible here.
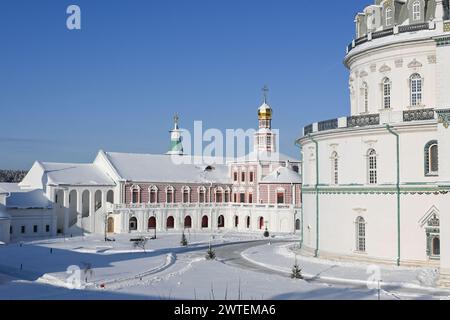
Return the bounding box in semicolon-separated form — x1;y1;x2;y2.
180;232;188;246
291;256;303;279
263;227;270;238
206;243;216;260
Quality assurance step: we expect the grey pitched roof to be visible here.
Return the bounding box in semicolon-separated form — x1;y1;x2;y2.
105;152;232;184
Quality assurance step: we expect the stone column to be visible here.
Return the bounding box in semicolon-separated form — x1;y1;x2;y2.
76;190;83;231
63;190;70;235
89;190;96;233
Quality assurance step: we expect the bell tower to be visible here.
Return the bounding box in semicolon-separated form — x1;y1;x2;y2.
254;86;277;153
167;113;184;156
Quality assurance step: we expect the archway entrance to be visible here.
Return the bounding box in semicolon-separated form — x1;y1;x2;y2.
167;216;175;229
184;216;192;229
202;216;208;228
218;215;225;228
107;217;114;233
148;217;156;230
129;217;137;231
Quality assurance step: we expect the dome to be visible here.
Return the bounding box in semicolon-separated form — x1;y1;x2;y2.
258;102;272;120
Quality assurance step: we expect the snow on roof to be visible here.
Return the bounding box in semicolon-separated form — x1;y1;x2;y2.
0;183;51;209
40;162;116;186
261;166;302;184
233;151;300;164
6;189;52;209
0;183;22;193
105;152;232;184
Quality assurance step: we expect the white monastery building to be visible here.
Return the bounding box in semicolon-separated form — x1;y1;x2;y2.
297;0;450;285
0;97;301;244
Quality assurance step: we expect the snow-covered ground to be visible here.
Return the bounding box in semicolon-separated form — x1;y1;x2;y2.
0;232;448;300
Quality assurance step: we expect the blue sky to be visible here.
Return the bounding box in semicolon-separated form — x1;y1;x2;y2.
0;0;372;169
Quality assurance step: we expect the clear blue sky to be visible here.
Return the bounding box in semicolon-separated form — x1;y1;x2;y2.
0;0;372;170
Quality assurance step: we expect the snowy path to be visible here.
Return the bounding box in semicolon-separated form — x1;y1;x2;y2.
235;241;450;299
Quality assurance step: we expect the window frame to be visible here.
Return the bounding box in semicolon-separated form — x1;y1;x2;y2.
356;217;366;253
331;151;339;185
382;78;391;109
410;73;423;107
412;1;421;21
367;149;378;185
425;141;439;176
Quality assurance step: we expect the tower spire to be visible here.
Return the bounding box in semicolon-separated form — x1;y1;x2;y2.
262;85;269;104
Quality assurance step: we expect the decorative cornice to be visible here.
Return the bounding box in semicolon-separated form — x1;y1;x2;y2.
379;64;391;73
359;70;368;77
436;109;450;129
408;59;423;69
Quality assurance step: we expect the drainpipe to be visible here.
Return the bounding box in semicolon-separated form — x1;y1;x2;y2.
295;140;304;249
386;125;401;267
308;135;320;258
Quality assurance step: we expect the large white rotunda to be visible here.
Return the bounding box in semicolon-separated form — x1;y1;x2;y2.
297;0;450;285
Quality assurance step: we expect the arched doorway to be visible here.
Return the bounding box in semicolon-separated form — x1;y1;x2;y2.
148;217;156;230
129;217;138;231
234;216;239;228
167;216;175;229
295;219;301;231
107;217;114;233
259;217;264;230
432;237;440;256
184;216;192;229
246;216;251;229
202;216;209;228
218;215;225;228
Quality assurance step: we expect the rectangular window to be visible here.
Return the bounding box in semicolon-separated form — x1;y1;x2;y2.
46;225;50;233
241;172;246;183
233;172;238;182
234;193;237;203
240;193;245;203
224;192;229;203
248;193;253;203
21;226;26;234
33;225;38;233
199;192;205;203
249;172;254;183
132;190;139;203
10;226;13;234
277;192;285;204
383;82;391;109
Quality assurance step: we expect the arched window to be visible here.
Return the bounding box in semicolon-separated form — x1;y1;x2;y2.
202;215;209;228
184;216;192;229
224;188;230;203
215;187;223;203
368;149;378;184
413;1;421;21
385;7;393;26
410;74;423;106
383;78;391;109
198;187;206;203
295;219;301;231
259;217;264;230
166;186;175;204
129;217;138;231
182;186;190;203
149;186;158;204
131;185;140;204
331;151;339;185
218;215;225;228
362;82;369;113
425;141;438;176
148;217;156;229
356;217;366;252
166;216;175;229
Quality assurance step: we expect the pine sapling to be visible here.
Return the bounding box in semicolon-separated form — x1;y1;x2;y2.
180;232;188;247
206;242;216;260
291;256;303;279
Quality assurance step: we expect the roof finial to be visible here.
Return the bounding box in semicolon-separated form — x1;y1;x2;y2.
173;113;179;129
262;85;269;104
